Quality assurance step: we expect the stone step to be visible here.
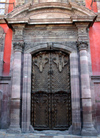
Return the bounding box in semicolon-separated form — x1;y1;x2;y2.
0;130;100;138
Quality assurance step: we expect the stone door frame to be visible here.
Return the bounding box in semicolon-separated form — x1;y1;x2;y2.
21;42;81;134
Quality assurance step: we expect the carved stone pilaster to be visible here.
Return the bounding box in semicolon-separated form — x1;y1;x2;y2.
77;40;98;136
77;41;88;51
7;41;24;133
13;42;24;52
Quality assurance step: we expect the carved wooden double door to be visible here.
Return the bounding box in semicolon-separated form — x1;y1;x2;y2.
31;50;71;130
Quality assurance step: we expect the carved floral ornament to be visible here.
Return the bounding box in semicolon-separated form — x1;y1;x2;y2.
13;42;24;52
77;41;88;51
53;54;68;72
33;54;49;73
33;53;68;73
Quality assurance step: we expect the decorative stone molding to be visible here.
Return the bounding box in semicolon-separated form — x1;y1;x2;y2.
24;42;77;53
47;42;53;49
14;29;23;36
13;42;24;52
5;2;96;25
77;41;88;51
12;24;25;41
75;23;89;42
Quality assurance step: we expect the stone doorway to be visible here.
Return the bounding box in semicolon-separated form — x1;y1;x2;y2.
31;50;72;130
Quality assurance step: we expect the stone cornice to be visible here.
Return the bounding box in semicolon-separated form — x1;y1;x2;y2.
13;42;24;52
77;41;88;51
4;2;97;26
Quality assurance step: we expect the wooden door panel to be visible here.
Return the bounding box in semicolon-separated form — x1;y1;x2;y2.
31;51;71;130
31;92;49;129
52;92;71;130
51;52;70;92
32;52;49;93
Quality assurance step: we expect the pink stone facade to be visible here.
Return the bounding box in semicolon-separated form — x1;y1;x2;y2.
0;0;100;136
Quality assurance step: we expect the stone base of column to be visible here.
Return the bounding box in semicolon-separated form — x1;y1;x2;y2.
29;125;34;133
81;125;98;136
69;125;81;135
7;125;21;133
21;125;34;133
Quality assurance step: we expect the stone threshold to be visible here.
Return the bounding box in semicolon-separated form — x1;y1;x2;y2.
0;129;100;138
34;130;69;135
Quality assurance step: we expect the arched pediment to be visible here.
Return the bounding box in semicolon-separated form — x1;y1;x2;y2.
5;2;97;25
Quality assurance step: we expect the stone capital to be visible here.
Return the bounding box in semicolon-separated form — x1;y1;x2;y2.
12;25;25;40
13;42;24;52
77;41;88;51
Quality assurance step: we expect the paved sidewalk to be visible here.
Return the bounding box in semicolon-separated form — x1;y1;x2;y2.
0;130;100;138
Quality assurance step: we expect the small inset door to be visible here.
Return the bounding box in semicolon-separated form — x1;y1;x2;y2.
31;51;71;130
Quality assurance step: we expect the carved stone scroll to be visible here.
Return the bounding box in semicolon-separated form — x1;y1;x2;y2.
77;41;88;51
13;42;24;52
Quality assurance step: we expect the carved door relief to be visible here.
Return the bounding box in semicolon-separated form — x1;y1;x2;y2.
31;51;71;130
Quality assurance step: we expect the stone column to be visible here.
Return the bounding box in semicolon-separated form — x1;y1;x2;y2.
70;52;81;135
76;23;97;136
22;54;33;132
77;41;97;136
7;42;24;133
